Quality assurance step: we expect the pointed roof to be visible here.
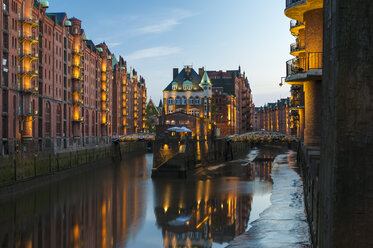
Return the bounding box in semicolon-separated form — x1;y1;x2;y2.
112;54;119;67
163;67;203;92
200;71;212;86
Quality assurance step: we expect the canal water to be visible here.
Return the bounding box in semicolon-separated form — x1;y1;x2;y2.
0;147;310;247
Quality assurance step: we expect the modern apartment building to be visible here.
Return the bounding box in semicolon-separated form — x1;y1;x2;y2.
284;0;323;146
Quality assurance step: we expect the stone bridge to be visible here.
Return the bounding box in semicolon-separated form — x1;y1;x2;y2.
231;131;298;144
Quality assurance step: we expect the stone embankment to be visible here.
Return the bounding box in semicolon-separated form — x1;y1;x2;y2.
0;141;147;191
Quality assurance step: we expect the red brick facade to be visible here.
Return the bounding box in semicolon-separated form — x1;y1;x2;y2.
252;98;292;135
0;0;147;155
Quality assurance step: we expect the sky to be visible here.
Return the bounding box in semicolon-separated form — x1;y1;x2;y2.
48;0;294;106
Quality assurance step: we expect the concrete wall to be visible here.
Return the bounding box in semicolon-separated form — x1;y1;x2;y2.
319;0;373;247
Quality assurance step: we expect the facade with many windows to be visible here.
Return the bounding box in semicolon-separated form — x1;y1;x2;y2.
0;0;146;155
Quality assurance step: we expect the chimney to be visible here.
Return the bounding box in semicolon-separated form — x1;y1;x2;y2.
173;68;179;79
198;67;204;77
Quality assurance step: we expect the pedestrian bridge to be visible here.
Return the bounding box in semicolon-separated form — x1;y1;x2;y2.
230;131;298;143
112;133;155;142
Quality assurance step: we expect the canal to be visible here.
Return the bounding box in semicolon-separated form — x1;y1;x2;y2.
0;146;310;247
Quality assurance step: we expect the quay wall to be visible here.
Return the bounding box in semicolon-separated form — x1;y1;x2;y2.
0;141;147;188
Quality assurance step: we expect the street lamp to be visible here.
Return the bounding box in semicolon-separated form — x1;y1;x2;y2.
279;77;286;87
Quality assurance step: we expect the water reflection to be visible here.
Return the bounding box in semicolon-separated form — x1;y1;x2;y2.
0;147;284;248
153;148;278;247
0;155;148;248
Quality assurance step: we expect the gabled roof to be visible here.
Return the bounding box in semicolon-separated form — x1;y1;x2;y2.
164;67;203;92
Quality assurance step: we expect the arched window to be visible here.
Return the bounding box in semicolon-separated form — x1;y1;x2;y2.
167;97;173;105
195;97;200;105
56;104;61;137
182;96;187;105
188;97;194;105
45;102;51;137
175;96;181;105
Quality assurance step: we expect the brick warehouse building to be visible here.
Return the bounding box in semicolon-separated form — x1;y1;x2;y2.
207;67;253;135
252;98;292;135
0;0;147;155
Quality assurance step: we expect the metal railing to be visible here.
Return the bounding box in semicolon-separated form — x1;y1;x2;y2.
286;0;306;9
290;20;304;29
286;52;323;77
18;67;38;75
290;43;305;53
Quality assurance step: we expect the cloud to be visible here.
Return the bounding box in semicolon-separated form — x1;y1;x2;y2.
137;19;180;34
106;42;121;48
136;9;197;35
126;46;181;60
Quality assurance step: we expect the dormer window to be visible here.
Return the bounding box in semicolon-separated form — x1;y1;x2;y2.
172;82;177;90
183;80;193;91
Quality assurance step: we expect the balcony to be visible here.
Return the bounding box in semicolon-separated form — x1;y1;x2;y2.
21;86;39;95
18;67;38;76
286;52;323;83
290;20;305;36
19;52;38;60
72;63;83;69
290;43;305;56
18;17;39;27
285;0;306;10
72;50;84;57
72;75;83;81
73;117;84;123
18;34;38;43
72;99;83;105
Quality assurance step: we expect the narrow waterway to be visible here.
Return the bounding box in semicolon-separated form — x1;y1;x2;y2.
0;146;310;247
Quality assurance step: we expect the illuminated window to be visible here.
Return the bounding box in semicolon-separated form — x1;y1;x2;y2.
172;82;177;90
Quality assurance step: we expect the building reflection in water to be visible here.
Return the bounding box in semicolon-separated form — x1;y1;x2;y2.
153;150;274;248
0;155;147;248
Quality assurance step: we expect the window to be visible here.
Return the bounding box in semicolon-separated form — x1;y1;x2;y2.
195;97;200;105
175;97;181;105
167;97;173;105
189;97;194;105
182;96;187;105
172;82;177;90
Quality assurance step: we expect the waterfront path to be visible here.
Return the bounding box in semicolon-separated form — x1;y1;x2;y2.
227;151;311;248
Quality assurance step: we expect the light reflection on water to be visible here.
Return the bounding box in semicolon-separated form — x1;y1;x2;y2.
0;148;287;248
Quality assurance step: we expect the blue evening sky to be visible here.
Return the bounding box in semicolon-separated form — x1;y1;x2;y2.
48;0;293;106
